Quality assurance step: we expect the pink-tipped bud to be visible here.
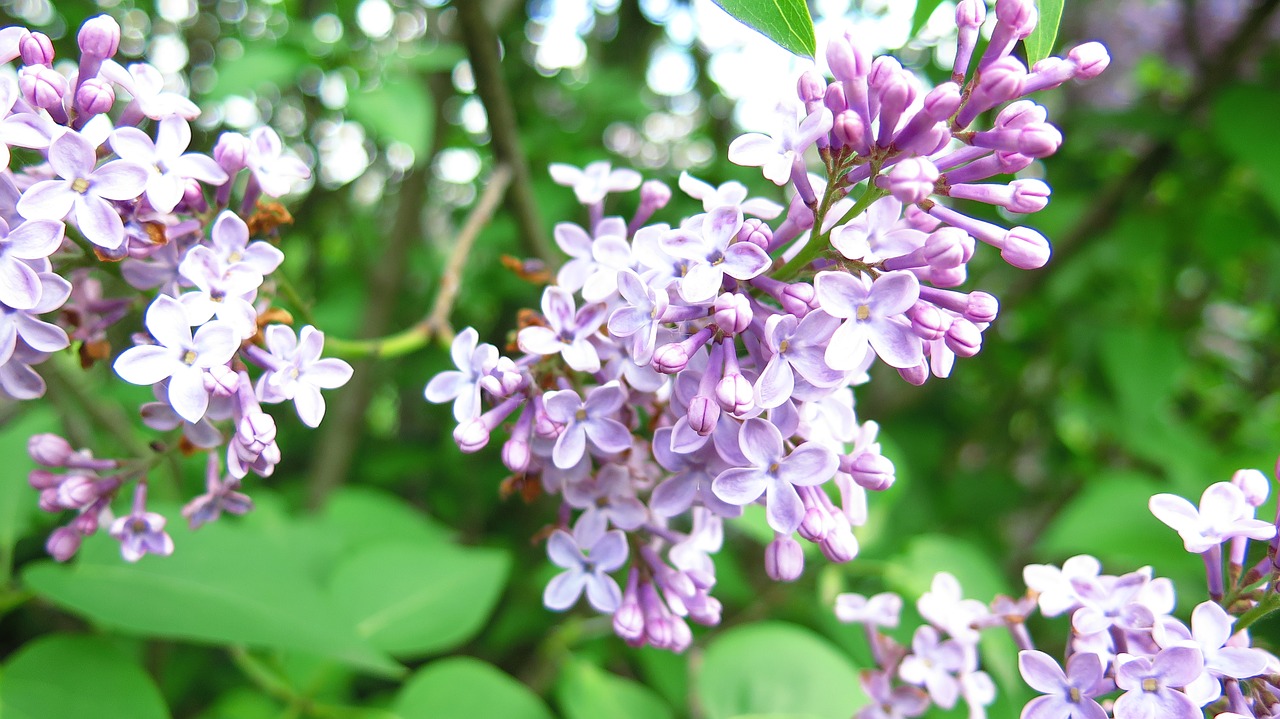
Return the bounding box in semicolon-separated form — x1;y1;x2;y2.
798;507;830;542
19;31;54;66
214;132;250;173
78;15;121;59
929;265;968;288
834;110;868;154
907;301;948;341
652;343;691;374
669;617;693;652
765;535;805;582
737;218;772;250
1069;42;1110;80
75;77;115;117
1232;469;1270;507
1008;179;1051;213
205;364;241;397
826;33;870;83
845;452;895;490
995;0;1037;35
29;469;61;490
798;70;826;104
924;227;968;269
640;179;671;211
18;65;67;110
996;100;1047;129
29;433;74;467
715;373;753;415
1000;226;1051;269
945;318;983;357
1017;123;1062;158
820;513;859;563
897;361;929;386
996;152;1035;175
885;157;939;204
237;412;277;453
824;82;848;116
502;437;531;473
533;407;559;439
613;596;646;644
453;419;490;453
46;527;83;562
714;292;752;335
38;489;62;513
73;506;102;534
687;395;720;436
956;0;986;28
923;82;963;121
965;291;999;324
183;178;210;213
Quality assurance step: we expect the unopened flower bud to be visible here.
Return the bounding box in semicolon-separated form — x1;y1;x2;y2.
826;32;870;83
631;180;672;229
834;110;867;153
923;82;963;121
765;535;805;582
453;419;490;453
29;469;61;489
238;412;277;452
924;227;968;269
845;452;896;490
945;317;983;357
75;77;115;117
715;373;753;415
798;506;829;542
1008;179;1051;213
885;157;939;204
19;31;54;66
907;301;948;341
29;433;74;466
956;0;986;28
73;507;101;534
182;178;209;213
737;218;772;250
1232;469;1270;507
687;395;720;436
821;513;859;562
205;364;241;397
996;100;1046;129
928;265;967;288
965;291;999;324
502;437;531;473
57;475;98;508
996;0;1037;33
38;488;62;513
781;282;816;317
46;527;82;562
1000;226;1051;269
714;292;752;335
897;361;929;386
652;343;691;374
214;132;250;173
613;596;646;644
1069;42;1110;80
669;617;693;652
78;15;121;59
824;82;848;116
797;70;826;104
19;65;67;110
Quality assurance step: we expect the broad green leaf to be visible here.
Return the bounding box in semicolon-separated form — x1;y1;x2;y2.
1023;0;1065;66
0;408;57;573
697;622;864;719
205;45;307;100
556;658;673;719
711;0;816;58
348;73;434;157
0;635;169;719
1212;85;1280;217
22;524;401;677
329;541;510;657
314;486;452;550
394;657;555;719
911;0;946;37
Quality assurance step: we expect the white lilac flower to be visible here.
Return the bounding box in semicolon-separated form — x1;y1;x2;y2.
918;571;990;644
425;327;501;421
898;625;966;709
727;101;833;186
1157;601;1271;706
1112;646;1204;719
177;245;262;339
0;272;70;367
815;270;923;370
607;269;669;366
554;217;633;301
100;60;201;120
756;310;845;409
113;295;238;423
110;117;228;213
206;210;284;275
109;484;175;562
677;171;783;219
549;160;641;206
1018;650;1109;719
255;325;354;428
0;218;64;309
543;527;628;612
835;591;902;628
659;207;770;303
1149;481;1276;554
1023;554;1102;617
16;130;147;250
245;126;311;197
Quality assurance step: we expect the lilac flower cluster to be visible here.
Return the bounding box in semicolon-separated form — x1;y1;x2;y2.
427;1;1109;649
8;16;351;562
837;464;1280;719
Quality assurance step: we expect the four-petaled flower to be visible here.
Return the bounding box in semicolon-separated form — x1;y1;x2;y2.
549;161;641;206
425;327;500;421
517;286;606;373
659;207;770;303
542;382;632;469
544;527;628;612
1018;650;1109;719
1149;482;1276;554
1112;646;1204;719
256;325;354;428
815;270;922;370
711;417;838;534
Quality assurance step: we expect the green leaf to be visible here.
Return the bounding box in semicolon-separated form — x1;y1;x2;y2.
348;72;434;157
556;658;673;719
1023;0;1065;66
697;622;864;719
0;635;169;719
22;523;402;677
0;408;57;576
711;0;816;58
394;657;555;719
1212;84;1280;217
911;0;946;37
314;486;453;550
329;541;510;658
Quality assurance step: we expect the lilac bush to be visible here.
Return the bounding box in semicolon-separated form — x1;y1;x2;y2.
7;15;351;562
427;0;1112;651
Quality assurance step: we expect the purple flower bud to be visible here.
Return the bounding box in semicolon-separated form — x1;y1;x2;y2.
885;157;939;204
57;475;99;508
73;506;102;534
1069;42;1110;80
29;434;74;467
38;489;62;513
78;15;121;59
834;110;869;154
19;31;54;66
945;318;983;357
821;513;859;562
214;132;250;173
502;437;531;473
205;364;241;397
714;292;752;335
926;227;969;269
1232;469;1269;507
737;218;772;250
237;412;277;453
907;302;948;341
897;361;929;386
454;419;490;453
46;527;82;562
29;469;60;490
1000;226;1051;269
183;178;210;213
75;77;115;117
826;32;870;83
956;0;986;29
996;0;1037;28
614;595;646;645
798;506;829;542
845;452;896;490
923;82;963;121
19;65;67;110
687;395;720;436
1008;179;1051;213
823;81;848;116
965;291;999;324
781;282;816;317
797;70;826;104
630;180;672;234
669;617;693;652
765;535;805;582
715;373;753;415
652;343;691;374
996;100;1047;128
928;265;967;288
956;56;1027;129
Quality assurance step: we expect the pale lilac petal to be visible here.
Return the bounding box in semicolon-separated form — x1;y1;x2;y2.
0;257;40;309
777;443;837;486
542;286;576;330
553;424;588;469
293;385;325;427
756;355;794;410
297;326;325;363
0;357;45;398
171;154;229;185
546;530;582;569
585;417;631;454
146;173;185;213
679;263;722;303
869;271;921;316
814;271;869;318
560;340;600;373
765;480;805;534
553;222;592;258
6;220;64;259
91;160;149;200
0;320;14;365
651;475;697;517
712;467;768;505
1019;650;1068;694
585;574;622;612
192;321;238;367
548;163;583;187
544;569;587;610
738;417;783;467
584;383;626;415
727;133;780;167
704;207;743;248
109;127;158;164
114;345;178;385
155;116;192;157
868;317;924;368
517;326;563;356
1199;482;1247;520
721;243;771;280
302;358;352;389
168;367;211;423
608;307;650;337
542;389;583;423
15;314;68;352
1149;494;1200;532
73;194;126;250
589;530;628;571
424;370;466;403
1212;647;1270;679
16;180;75;221
47;131;96;179
826;320;871;371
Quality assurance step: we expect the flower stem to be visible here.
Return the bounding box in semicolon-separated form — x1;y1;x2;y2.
774;183;887;283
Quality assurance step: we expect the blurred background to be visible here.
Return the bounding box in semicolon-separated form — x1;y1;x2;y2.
1;1;1279;717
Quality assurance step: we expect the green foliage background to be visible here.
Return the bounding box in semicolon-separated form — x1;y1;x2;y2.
1;0;1279;717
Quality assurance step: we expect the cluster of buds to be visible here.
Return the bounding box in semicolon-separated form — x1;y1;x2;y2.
7;16;352;561
427;0;1109;649
837;464;1280;719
